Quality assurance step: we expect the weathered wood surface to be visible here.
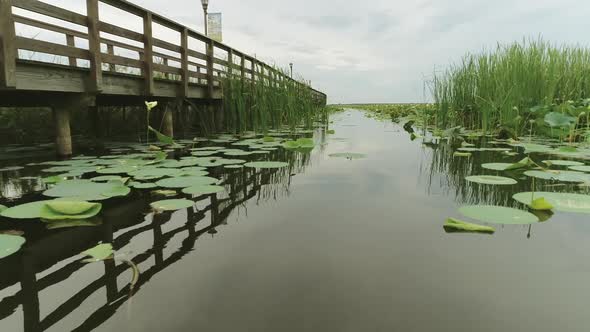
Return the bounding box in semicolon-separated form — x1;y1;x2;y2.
0;0;327;105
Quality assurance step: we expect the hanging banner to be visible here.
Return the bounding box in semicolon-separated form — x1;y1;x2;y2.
208;13;222;43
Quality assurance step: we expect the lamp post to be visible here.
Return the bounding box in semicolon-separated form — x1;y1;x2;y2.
201;0;209;35
289;63;293;78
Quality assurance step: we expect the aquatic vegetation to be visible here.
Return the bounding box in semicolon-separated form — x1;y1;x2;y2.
0;205;6;213
155;176;219;189
39;201;102;220
0;234;26;259
182;185;224;196
453;152;471;158
543;160;585;167
43;180;130;200
465;175;517;185
569;165;590;172
328;152;367;160
244;161;289;169
282;138;315;150
1;200;57;219
458;205;539;224
443;218;495;234
81;243;114;263
432;39;590;137
513;192;590;214
150;199;194;212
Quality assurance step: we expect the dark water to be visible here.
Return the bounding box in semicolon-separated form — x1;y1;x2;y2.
1;110;589;332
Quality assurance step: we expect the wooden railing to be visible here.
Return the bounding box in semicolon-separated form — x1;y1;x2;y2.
0;0;326;104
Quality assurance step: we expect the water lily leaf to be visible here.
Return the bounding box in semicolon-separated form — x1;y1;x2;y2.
146;151;167;165
148;126;174;145
151;189;177;197
40;201;101;221
82;243;113;263
91;175;123;182
329;152;366;159
569;165;590;172
191;150;220;156
505;157;536;170
0;200;56;219
453;152;471;158
96;166;137;175
150;199;194;211
44;180;130;199
459;205;539;224
465;175;517;185
545;112;576;128
524;170;590;183
0;166;24;172
155;176;219;188
481;163;511;171
129;182;158;189
181;185;224;196
224;165;244;169
0;205;6;213
42;175;67;184
543;160;585;167
443;218;495;234
513;192;590;214
244;161;289;169
128;168;182;179
0;235;26;259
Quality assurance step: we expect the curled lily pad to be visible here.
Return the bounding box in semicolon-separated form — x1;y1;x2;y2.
0;205;6;213
181;185;224;196
568;165;590;172
244;161;289;169
0;235;26;259
443;218;495;234
82;243;113;263
465;175;517;185
329;153;366;159
155;176;219;189
40;201;102;220
150;199;194;211
459;205;539;225
513;192;590;214
1;200;56;219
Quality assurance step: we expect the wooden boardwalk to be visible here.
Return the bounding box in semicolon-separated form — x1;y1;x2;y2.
0;0;325;102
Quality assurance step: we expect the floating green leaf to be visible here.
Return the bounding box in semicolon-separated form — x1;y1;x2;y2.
443;218;495;234
155;176;219;188
530;197;554;211
0;235;26;259
82;243;113;263
244;161;289;169
568;165;590;172
481;163;512;171
148;126;174;145
513;192;590;214
459;205;539;224
544;160;585;167
465;175;517;185
150;199;194;211
40;201;102;220
181;185;224;196
0;200;56;219
544;112;576;128
43;180;130;199
0;205;6;213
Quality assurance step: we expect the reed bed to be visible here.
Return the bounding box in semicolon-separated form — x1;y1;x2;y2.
221;66;322;134
432;39;590;135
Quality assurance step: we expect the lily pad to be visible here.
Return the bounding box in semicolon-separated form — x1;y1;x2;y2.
181;185;224;196
244;161;289;169
91;175;123;182
465;175;517;185
43;180;130;199
513;192;590;214
481;163;512;171
150;199;194;211
45;218;102;230
459;205;539;224
443;218;495;234
1;200;56;219
0;205;6;213
329;153;366;159
128;168;182;179
0;235;26;259
569;165;590;172
524;170;590;183
155;176;219;188
82;243;113;263
224;165;244;169
129;182;159;189
544;160;585;167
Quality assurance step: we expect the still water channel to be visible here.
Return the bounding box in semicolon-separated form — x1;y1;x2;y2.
0;110;589;332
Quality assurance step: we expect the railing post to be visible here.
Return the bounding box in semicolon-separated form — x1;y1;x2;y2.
180;27;189;97
143;12;154;95
227;49;233;77
106;44;116;72
86;0;102;92
0;0;17;88
240;55;245;83
66;34;77;67
206;39;214;98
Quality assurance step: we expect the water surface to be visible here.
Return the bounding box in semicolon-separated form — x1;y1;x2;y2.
1;110;589;332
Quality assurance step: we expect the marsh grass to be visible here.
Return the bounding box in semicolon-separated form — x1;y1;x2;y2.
221;66;321;134
432;39;590;135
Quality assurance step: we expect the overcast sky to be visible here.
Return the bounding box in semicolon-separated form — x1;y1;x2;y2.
36;0;590;103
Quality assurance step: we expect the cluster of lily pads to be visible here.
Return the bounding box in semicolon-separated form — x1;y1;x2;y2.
0;130;321;259
442;138;590;234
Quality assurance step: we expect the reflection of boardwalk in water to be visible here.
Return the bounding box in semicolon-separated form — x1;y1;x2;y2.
0;152;312;332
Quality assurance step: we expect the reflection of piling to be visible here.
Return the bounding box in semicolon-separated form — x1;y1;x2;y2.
21;251;40;332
